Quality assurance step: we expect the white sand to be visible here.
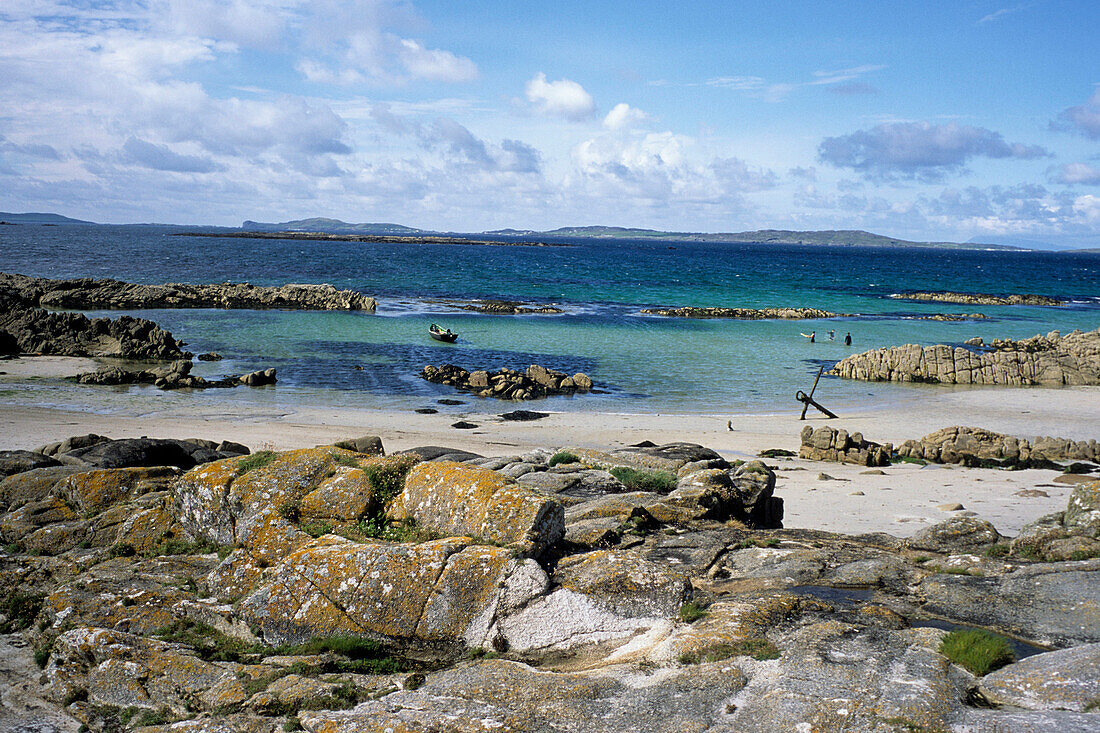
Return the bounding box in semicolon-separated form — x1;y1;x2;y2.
2;356;1097;538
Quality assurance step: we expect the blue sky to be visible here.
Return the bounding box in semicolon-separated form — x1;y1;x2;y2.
1;1;1099;246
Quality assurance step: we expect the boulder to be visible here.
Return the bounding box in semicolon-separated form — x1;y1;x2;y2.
978;643;1100;711
389;461;564;557
331;435;385;455
0;450;61;478
799;425;892;466
906;516;1002;554
236;535;541;650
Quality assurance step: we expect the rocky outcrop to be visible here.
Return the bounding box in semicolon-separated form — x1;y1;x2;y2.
829;328;1100;385
799;425;892;466
6;436;1100;733
389;461;564;557
420;363;594;400
76;360;277;390
890;290;1064;306
0;300;188;360
0;272;376;311
897;425;1100;465
445;299;563;314
641;305;841;319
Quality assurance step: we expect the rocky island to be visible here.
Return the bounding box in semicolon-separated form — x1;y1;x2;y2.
890;291;1065;307
1;432;1098;732
641;306;842;319
829;328;1100;386
0;273;377;312
420;364;593;400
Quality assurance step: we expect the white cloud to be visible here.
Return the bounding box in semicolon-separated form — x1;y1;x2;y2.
525;73;596;121
160;0;290;48
1050;162;1100;185
1055;89;1100;140
818;121;1049;180
603;103;647;130
1075;195;1100;223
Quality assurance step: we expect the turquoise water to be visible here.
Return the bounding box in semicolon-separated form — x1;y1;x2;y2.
2;224;1098;415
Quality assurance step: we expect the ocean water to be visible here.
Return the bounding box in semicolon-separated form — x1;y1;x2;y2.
2;224;1098;416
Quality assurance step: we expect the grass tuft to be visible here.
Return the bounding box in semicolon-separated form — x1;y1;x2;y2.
678;601;708;623
548;451;580;467
237;450;277;475
608;466;678;493
1;592;45;633
938;629;1015;675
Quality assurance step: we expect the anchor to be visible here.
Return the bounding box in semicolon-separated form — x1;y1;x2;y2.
796;365;838;420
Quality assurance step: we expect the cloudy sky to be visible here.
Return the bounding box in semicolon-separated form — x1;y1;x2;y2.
1;1;1099;246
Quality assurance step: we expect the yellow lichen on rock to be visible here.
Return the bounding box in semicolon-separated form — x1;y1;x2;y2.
58;466;177;513
396;461;563;556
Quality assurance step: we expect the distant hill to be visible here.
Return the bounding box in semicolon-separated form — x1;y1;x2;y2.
242;218;430;236
531;226;1020;250
0;211;96;225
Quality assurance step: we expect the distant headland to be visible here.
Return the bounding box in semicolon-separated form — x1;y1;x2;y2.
0;211;1084;251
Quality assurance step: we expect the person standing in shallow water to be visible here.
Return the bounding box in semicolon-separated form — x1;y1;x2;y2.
844;332;852;346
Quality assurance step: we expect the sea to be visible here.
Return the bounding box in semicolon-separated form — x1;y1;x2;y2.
2;223;1099;419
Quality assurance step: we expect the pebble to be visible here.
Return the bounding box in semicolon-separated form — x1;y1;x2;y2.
937;502;965;511
848;491;865;496
1014;489;1049;498
860;469;886;475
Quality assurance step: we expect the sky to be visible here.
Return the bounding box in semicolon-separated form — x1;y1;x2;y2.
1;1;1099;247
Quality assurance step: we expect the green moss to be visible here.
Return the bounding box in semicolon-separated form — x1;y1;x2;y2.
938;629;1015;675
1084;698;1100;712
144;538;229;558
0;591;45;633
609;466;678;493
331;452;362;469
237;450;277;475
892;455;928;466
984;544;1010;558
300;521;333;538
678;601;707;623
548;451;580;467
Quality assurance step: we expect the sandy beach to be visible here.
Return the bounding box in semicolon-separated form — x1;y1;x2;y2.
2;356;1097;539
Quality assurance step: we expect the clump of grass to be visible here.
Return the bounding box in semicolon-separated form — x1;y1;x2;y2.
279;499;301;523
34;641;53;668
548;451;580;467
938;629;1015;675
609;466;677;493
331;452;362;469
108;542;136;558
300;521;332;538
678;601;707;623
679;637;780;664
153;618;261;663
1;591;45;633
237;450;277;475
363;455;419;506
984;544;1010;558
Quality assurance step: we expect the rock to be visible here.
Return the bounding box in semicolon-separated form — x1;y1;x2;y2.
236;535;536;649
239;368;276;386
0;450;61;478
420;363;595;401
890;291;1064;306
907;517;1001;553
396;446;483;463
831;328;1100;386
499;410;549;421
451;421;478;429
919;559;1100;647
896;426;1100;466
937;502;965;511
330;435;384;455
61;437;242;469
0;272;376;311
389;461;564;557
641;305;842;319
1064;481;1100;535
0;301;188;360
196;352;222;361
799;425;892;466
978;643;1100;711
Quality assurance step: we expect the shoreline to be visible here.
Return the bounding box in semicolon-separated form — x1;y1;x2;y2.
3;355;1097;539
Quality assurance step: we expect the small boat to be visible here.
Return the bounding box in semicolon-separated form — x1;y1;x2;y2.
429;323;458;343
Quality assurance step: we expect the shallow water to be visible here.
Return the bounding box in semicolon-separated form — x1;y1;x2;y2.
2;224;1098;416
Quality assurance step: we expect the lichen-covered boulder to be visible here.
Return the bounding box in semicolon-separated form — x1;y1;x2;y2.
1064;481;1100;536
390;461;564;557
0;465;89;508
236;535;544;650
978;643;1100;711
906;516;1002;553
0;450;61;478
45;626;247;715
57;466;178;513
